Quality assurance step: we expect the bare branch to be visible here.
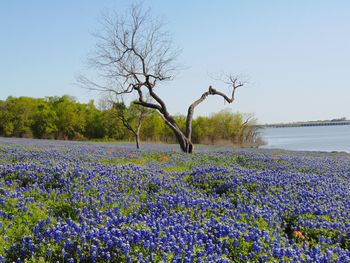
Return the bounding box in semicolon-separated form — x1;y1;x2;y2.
185;76;244;139
77;75;134;96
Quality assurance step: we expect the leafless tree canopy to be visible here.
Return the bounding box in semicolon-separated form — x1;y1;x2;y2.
79;3;243;153
79;5;179;95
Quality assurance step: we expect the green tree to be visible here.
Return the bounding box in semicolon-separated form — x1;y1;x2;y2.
49;95;84;140
191;116;209;144
31;102;57;139
100;109;127;140
84;100;105;139
5;97;38;138
0;100;13;136
140;111;165;142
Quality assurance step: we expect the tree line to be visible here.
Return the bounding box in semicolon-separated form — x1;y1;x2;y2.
0;96;263;147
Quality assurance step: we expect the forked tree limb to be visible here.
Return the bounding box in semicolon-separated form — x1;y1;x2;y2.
185;78;244;139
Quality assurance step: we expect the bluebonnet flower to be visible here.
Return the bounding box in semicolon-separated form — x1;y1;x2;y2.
1;138;350;262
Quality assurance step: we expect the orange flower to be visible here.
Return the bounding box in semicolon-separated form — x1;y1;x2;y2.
160;155;170;162
293;230;305;240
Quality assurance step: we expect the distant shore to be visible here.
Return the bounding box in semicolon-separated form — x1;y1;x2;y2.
264;119;350;128
1;136;349;158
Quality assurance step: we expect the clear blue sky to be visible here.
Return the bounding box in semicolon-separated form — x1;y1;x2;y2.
1;0;349;124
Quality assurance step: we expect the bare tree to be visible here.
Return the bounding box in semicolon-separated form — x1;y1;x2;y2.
238;113;264;147
79;3;243;153
112;99;149;149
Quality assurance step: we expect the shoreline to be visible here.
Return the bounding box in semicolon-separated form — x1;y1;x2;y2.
1;136;349;158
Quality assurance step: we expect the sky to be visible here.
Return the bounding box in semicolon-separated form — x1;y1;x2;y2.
0;0;349;124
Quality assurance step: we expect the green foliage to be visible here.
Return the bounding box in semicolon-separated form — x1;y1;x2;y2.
147;182;159;193
282;214;299;240
0;202;49;256
31;103;58;138
49;199;79;220
226;236;255;262
185;173;230;196
0;96;262;147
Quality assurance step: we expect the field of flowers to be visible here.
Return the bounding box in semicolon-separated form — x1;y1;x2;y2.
0;137;349;262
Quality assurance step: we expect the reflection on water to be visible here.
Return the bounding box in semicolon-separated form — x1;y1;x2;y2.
261;125;350;153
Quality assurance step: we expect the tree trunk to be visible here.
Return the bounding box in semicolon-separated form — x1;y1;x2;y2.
162;116;193;153
136;81;243;153
173;129;193;153
135;132;140;149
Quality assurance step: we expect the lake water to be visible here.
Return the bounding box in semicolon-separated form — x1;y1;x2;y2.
261;125;350;153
